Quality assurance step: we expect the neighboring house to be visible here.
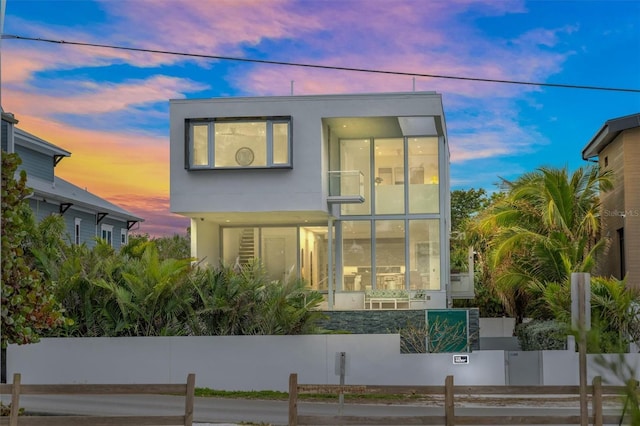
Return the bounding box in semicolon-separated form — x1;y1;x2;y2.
170;92;471;310
582;112;640;290
2;111;143;249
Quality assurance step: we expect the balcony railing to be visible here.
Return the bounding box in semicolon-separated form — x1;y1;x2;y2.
327;170;365;204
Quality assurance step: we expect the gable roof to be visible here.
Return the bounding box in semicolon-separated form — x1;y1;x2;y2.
14;127;71;159
582;113;640;159
27;174;143;223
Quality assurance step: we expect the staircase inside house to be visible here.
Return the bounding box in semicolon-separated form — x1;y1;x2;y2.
238;228;256;266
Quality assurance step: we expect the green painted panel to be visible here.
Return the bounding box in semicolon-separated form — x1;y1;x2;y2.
426;309;469;352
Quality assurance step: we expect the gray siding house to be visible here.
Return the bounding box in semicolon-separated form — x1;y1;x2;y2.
2;111;143;249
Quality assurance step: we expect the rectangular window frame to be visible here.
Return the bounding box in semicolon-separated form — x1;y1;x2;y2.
186;117;292;170
101;224;113;247
74;218;82;245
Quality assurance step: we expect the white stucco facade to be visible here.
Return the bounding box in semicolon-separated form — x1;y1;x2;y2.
170;92;453;308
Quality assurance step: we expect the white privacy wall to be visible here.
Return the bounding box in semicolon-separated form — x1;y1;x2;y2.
6;335;639;391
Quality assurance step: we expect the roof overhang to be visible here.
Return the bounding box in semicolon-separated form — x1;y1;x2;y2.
14;128;71;158
582;113;640;160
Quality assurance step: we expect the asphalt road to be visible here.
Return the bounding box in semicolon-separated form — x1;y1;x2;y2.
16;394;626;425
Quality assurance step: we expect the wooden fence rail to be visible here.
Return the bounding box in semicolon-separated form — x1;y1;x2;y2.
288;373;632;425
0;373;195;426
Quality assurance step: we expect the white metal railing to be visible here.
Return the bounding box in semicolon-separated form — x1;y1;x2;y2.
327;170;365;204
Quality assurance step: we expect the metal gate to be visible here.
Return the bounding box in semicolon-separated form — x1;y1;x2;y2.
505;351;542;385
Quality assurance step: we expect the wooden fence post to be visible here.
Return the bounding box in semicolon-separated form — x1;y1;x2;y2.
445;375;454;426
9;373;21;426
184;373;196;426
288;373;298;426
592;376;602;426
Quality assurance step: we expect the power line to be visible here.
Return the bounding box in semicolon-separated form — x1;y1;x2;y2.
4;34;640;94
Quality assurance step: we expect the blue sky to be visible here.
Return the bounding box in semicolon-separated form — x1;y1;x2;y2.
2;0;639;236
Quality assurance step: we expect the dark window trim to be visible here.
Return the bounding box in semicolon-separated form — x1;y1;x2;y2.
185;116;292;170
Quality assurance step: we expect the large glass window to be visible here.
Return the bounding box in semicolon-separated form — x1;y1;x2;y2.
222;226;329;289
340;139;371;215
191;124;209;167
187;118;291;169
342;221;372;290
408;219;440;290
374;138;405;214
261;228;298;282
273;122;290;165
408;137;439;213
375;220;405;289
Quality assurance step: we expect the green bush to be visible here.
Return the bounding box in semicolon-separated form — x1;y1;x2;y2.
515;320;567;351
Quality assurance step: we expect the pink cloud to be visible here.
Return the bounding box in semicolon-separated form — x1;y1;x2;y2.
3;75;205;116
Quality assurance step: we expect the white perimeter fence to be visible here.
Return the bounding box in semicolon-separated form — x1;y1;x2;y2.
6;335;639;391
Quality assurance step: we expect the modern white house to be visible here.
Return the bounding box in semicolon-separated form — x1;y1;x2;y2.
170;92;471;310
1;111;143;249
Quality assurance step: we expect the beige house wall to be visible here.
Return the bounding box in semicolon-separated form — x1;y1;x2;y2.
598;138;624;279
622;128;640;289
597;127;640;290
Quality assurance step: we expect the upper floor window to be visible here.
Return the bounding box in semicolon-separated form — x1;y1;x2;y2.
121;228;128;245
187;117;291;169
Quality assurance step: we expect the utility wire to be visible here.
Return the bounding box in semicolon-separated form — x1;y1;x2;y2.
4;34;640;93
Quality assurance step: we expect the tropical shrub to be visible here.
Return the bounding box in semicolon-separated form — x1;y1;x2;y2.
1;152;65;347
190;260;325;335
515;320;567;351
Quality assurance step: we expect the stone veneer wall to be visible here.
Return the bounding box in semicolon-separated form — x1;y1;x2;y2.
319;308;480;351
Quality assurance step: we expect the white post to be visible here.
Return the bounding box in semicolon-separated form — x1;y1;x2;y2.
328;217;334;310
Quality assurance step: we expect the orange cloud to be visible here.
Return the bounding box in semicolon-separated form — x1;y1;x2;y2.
12;113;168;200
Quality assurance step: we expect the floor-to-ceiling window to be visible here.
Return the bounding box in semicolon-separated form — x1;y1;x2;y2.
261;227;298;282
336;130;441;294
408;137;439;214
374;138;405;214
408;219;440;290
221;225;328;290
375;220;406;289
340;139;371;215
342;220;372;290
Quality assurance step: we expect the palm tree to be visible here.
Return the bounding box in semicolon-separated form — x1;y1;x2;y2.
471;165;612;323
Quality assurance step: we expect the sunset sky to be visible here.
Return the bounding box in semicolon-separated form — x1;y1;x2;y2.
2;0;639;237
